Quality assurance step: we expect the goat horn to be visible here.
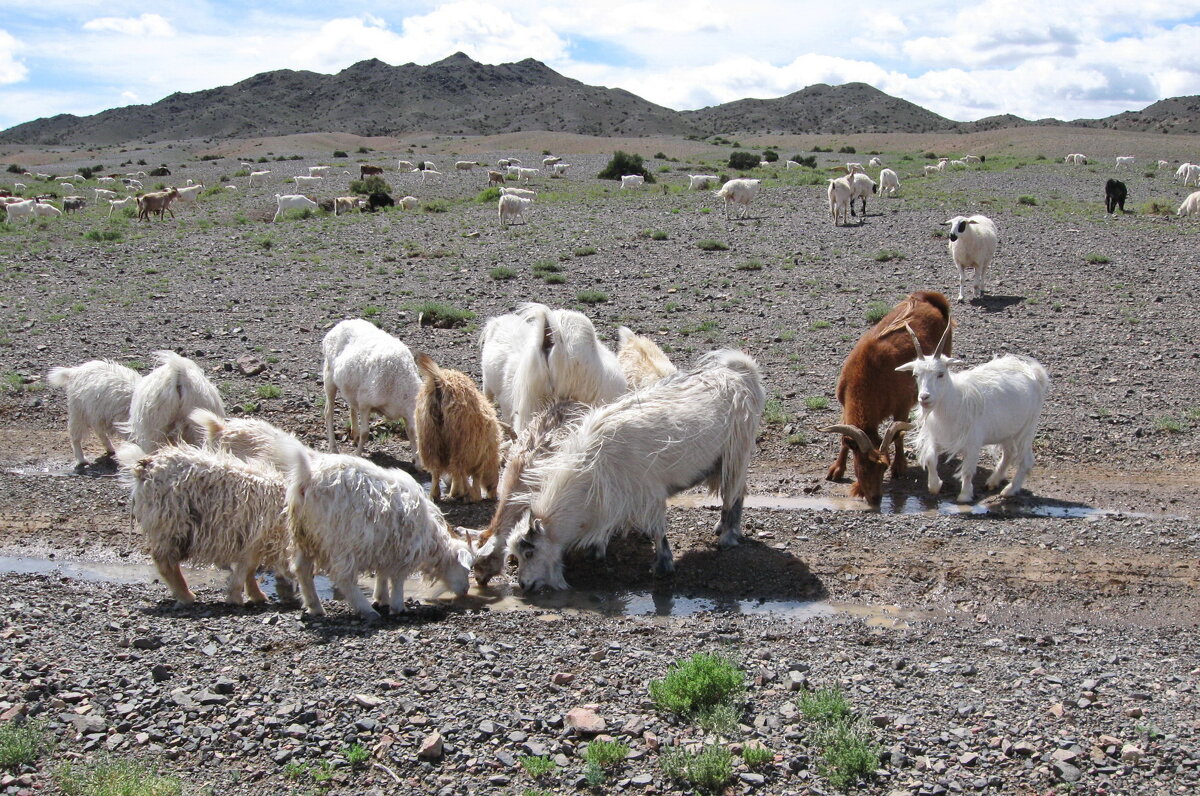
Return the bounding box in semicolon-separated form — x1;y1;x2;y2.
880;421;914;454
820;424;874;454
932;321;952;358
904;323;924;359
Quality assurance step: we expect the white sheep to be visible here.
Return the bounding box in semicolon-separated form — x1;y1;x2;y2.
398;195;420;210
455;160;475;171
827;177;852;226
273;193;318;222
1115;156;1135;169
896;324;1049;503
285;446;474;618
292;175;323;190
714;178;760;219
946;214;999;302
498;193;531;226
688;175;718;190
512;350;765;591
1177;190;1200;217
47;360;142;468
879;168;900;196
126;350;225;452
868;157;883;167
499;186;536;199
322;319;420;457
620;174;645;189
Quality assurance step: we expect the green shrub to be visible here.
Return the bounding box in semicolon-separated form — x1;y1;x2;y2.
660;745;732;794
519;755;555;778
762;150;779;162
0;720;47;769
490;266;516;280
6;163;23;174
763;398;789;425
201;185;224;198
812;145;832;153
332;150;348;158
874;249;904;262
83;228;123;242
864;301;890;324
584;739;629;768
232;169;250;178
838;145;856;154
1084;253;1110;264
345;743;369;768
727;151;760;170
56;758;182;796
1017;195;1038;206
805;396;829;411
735;259;762;271
641;228;668;240
799;686;852;723
813;721;880;789
532;260;561;275
597;151;655;183
790;155;817;168
654;151;667;159
649;653;745;718
741;742;773;769
349;175;391;195
576;289;608;304
421;199;452;213
475;187;501;203
255;384;281;399
696;239;728;251
572;245;597;257
356;146;371;154
409;302;475;328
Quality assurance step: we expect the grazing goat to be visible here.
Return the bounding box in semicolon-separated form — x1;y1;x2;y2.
869;157;883;167
136;188;179;221
715;178;760;219
487;170;505;186
273;194;318;222
398;195;419;210
5;199;36;223
334;196;363;216
413;353;502;502
126;350;225;452
472;400;587;585
174;184;203;205
620;174;645;189
616;327;676;390
65;196;89;213
455;160;475;171
108;196;135;217
1177;190;1200;217
500;186;536;199
946;214;999;302
365;191;394;211
292;175;322;190
117;442;293;607
551;163;570;176
95;188;118;201
517;167;539;181
513;350;765;591
190;409;300;474
498;193;531;226
848;172;877;217
897;325;1049;503
48;360;142;468
398;160;416;171
822;292;952;504
879;169;900;196
543;156;561;166
1115;156;1135;169
285;447;474;617
1104;179;1127;214
688;175;718;190
322;319;420;457
360;165;384;177
248;170;270;186
308;165;330;177
32;202;62;219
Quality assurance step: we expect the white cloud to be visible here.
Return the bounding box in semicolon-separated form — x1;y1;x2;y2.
0;29;27;85
83;13;175;37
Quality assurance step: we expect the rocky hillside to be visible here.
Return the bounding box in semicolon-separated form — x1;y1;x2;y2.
1073;95;1200;134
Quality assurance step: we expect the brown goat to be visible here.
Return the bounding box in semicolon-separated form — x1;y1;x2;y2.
487;170;505;186
136;187;179;222
359;165;384;177
822;291;952;504
413;353;502;503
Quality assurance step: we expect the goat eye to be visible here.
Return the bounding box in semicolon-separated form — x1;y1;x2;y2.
937;373;944;378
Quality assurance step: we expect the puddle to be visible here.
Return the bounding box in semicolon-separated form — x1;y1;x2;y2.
669;492;1118;520
0;555;920;627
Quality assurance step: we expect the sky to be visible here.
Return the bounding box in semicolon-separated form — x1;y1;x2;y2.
2;1;1200;132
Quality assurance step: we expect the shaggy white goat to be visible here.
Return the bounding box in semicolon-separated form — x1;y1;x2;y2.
322;319;420;457
848;172;877;217
620;174;645;189
714;178;760;219
95;188;119;201
1115;156;1135;169
879;168;900;196
249;170;270;186
924;165;940;176
398;160;416;171
896;325;1049;503
174;184;204;204
285;447;474;618
118;442;293;606
47;360;142;468
1157;160;1169;169
543;156;562;166
616;327;677;390
1178;190;1200;217
688;175;718;190
517;167;539;182
455;160;475;171
273;194;318;222
308;165;330;177
398;195;420;210
868;157;883;167
190;408;300;474
498;193;532;226
551;163;570;175
512;350;765;591
126;350;224;452
108;196;136;217
946;214;999;302
500;186;536;199
292;175;322;190
4;199;36;223
827;177;852;226
32;203;62;218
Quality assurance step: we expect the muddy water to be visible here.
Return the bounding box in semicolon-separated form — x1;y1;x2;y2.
0;555;921;627
669;491;1119;519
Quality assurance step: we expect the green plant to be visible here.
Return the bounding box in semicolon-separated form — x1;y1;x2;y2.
874;249;904;262
805;396;829;411
345;743;369;768
543;273;566;284
735;259;762;271
240;402;259;414
799;686;852;723
697;239;729;251
641;228;668;240
475;186;501;203
84;228;123;242
741;742;773;769
409;302;475;328
1017;195;1038;206
813;720;881;789
0;720;47;769
649;653;745;718
521;790;553;796
583;762;605;788
573;245;597;257
1155;416;1184;433
333;150;348;158
576;289;608;305
660;744;732;794
421;199;452;213
519;755;556;778
1084;253;1110;264
763;398;789;425
584;739;629;769
864;301;890;324
5;163;23;174
255;384;282;399
349;175;391;195
790;155;817;168
786;432;809;446
762;149;779;163
490;266;516;280
727;151;759;170
56;758;182;796
597;151;655;183
838;145;856;154
810;320;831;330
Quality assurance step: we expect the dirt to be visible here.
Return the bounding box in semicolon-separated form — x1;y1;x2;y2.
1;130;1198;794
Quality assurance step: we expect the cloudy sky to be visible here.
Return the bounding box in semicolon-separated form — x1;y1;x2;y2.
2;1;1200;132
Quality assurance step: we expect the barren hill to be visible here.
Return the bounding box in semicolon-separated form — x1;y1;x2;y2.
1073;95;1200;134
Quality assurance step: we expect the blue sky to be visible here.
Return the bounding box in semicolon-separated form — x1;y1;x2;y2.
2;1;1200;132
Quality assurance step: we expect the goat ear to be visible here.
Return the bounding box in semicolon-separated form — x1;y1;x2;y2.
895;362;917;373
455;545;475;570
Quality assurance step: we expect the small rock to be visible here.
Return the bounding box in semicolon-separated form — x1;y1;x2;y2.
1124;706;1145;718
213;677;236;695
353;693;381;708
1121;744;1143;765
1053;761;1081;782
631;773;653;786
236;355;267;376
566;706;606;734
552;672;575;686
132;636;163;650
1047;702;1065;718
1010;741;1038;757
738;772;766;785
418;732;443;760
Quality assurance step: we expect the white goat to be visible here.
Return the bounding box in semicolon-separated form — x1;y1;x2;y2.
334;196;363;216
500;186;536;199
285;447;474;618
785;160;800;169
551;163;570;176
946;214;999;302
398;160;416;171
1177;190;1200;217
1115;156;1135;169
398;195;420;210
543;156;561;166
868;157;883;167
827;177;852;226
517;167;539;182
308;165;330;177
715;178;760;219
4;199;36;223
95;188;119;201
32;203;62;218
879;168;900;196
1181;164;1200;187
498;193;531;226
963;155;982;165
896;324;1049;503
126;350;225;452
1157;160;1169;169
108;196;136;217
848;172;877;217
422;161;436;171
924;165;941;176
513;350;765;591
47;360;142;468
249;170;270;186
322;319;420;457
948;159;967;169
455;160;475;171
616;327;677;390
420;168;442;183
620;174;645;189
174;184;204;204
292;175;322;190
688;175;718;190
190;409;299;474
273;194;318;222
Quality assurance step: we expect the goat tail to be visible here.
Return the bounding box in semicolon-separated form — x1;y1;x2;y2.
46;366;73;390
115;442;150;481
188;408;224;441
414;351;439;383
512;304;555;430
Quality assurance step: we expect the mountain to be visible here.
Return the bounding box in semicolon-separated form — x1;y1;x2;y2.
683;82;957;135
3;54;1198;144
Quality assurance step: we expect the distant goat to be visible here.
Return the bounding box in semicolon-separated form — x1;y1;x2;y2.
48;360;142;468
1104;179;1127;214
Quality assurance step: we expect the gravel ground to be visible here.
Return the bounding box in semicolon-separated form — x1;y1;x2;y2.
1;131;1198;794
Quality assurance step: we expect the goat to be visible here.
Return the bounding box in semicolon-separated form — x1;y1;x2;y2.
364;191;394;211
413;353;502;502
95;188;119;201
879;168;900;196
398;160;416;171
513;350;765;591
285;446;474;617
108;196;136;217
1177;190;1200;217
455;160;475;171
1104;179;1127;214
620;174;645;189
308;165;330;176
190;408;301;474
136;188;179;221
897;325;1050;503
715;178;760;219
62;197;85;213
273;194;318;222
292;175;322;190
248;170;270;186
5;199;36;223
616;327;676;390
488;170;505;186
47;360;142;468
827;177;852;226
333;196;363;215
1115;156;1135;169
126;350;225;453
173;184;203;205
822;292;951;504
946;214;999;302
688;175;718;190
398;195;419;210
360;165;384;177
848;172;877;217
498;193;531;226
500;186;535;199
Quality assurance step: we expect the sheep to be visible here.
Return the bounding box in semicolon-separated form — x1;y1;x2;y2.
126;350;225;452
47;360;142;469
480;303;626;433
879;168;900;196
946;214;999;302
924;165;940;176
116;442;293;607
896;325;1050;503
1157;160;1169;169
174;184;204;204
63;197;85;213
1177;190;1200;217
273;193;318;222
398;195;420;210
827;177;852;226
963;155;982;165
413;353;502;503
498;193;531;226
496;158;511;168
500;186;536;199
472;400;588;585
688;174;718;190
334;196;363;216
108;196;136;217
517;167;539;182
32;202;62;218
1105;179;1127;214
360;165;384;177
512;350;765;591
398;160;416;171
620;174;645;189
95;188;119;201
248;170;270;186
616;327;677;390
868;157;883;167
308;165;330;177
322;319;420;457
785;160;800;169
848;172;878;216
715;178;760;219
821;292;951;504
488;170;505;186
1115;156;1135;169
284;446;475;618
542;156;561;166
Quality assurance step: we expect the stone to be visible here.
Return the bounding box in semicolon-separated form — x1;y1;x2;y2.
1121;744;1143;764
566;706;606;734
353;693;381;708
1047;702;1065;718
552;672;575;686
1053;761;1081;782
418;732;444;760
631;773;653;786
1124;707;1145;718
1010;741;1038;757
738;772;766;785
236;356;267;376
132;636;163;650
213;678;236;695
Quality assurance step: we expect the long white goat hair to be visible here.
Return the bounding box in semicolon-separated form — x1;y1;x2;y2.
191;408;301;473
617;327;677;390
47;360;142;467
126;350;224;452
480;310;531;429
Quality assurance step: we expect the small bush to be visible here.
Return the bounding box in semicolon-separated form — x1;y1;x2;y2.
727;151;760;170
532;260;561;275
1084;253;1110;264
790;155;817;168
762;150;779;162
1017;195;1038;206
650;653;745;717
475;187;501;203
421;199;451;213
814;721;880;789
519;755;556;778
543;273;566;284
584;739;629;768
741;742;773;769
573;245;597;257
490;266;517;280
654;151;667;159
864;301;890;324
0;720;47;769
735;259;763;271
350;175;391;195
922;151;939;159
409;302;475;328
838;145;856;154
83;228;123;242
805;396;829;411
56;758;182;796
256;384;282;399
232;169;250;178
696;239;729;251
874;249;905;262
812;145;832;153
332;150;348;158
345;743;369;768
799;686;852;723
6;163;23;174
576;289;608;304
598;151;655;183
641;228;668;240
356;146;371;154
763;398;789;425
661;745;732;794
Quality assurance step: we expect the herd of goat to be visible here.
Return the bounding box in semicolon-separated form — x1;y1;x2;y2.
45;285;1050;615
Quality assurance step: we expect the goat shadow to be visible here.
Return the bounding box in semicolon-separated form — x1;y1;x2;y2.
969;294;1023;312
884;460;1101;519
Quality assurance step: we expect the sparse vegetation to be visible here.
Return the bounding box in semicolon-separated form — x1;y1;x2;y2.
56;758;182;796
84;228;123;242
735;259;763;271
641;228;668;240
255;384;282;399
864;301;891;323
519;755;556;778
650;653;745;720
409;302;475;328
741;742;773;769
727;151;760;170
332;150;348;158
573;245;597;257
490;266;517;280
838;145;856;154
1085;253;1111;264
584;739;629;768
660;744;733;794
805;396;829;410
349;175;391;195
598;151;655;183
762;149;779;163
576;289;608;304
1017;195;1038;206
475;187;501;203
0;720;47;769
696;239;729;251
874;249;905;262
799;685;881;790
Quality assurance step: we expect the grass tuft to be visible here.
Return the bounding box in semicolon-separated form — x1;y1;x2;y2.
660;745;733;794
0;720;47;769
1084;253;1110;264
874;249;904;262
696;239;729;251
649;653;744;718
735;259;763;271
409;302;475;328
584;739;629;768
56;758;182;796
1017;195;1038;206
864;301;890;324
255;384;282;399
576;289;608;304
490;266;517;280
519;755;556;778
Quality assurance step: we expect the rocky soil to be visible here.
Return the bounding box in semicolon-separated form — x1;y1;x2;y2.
0;132;1198;794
